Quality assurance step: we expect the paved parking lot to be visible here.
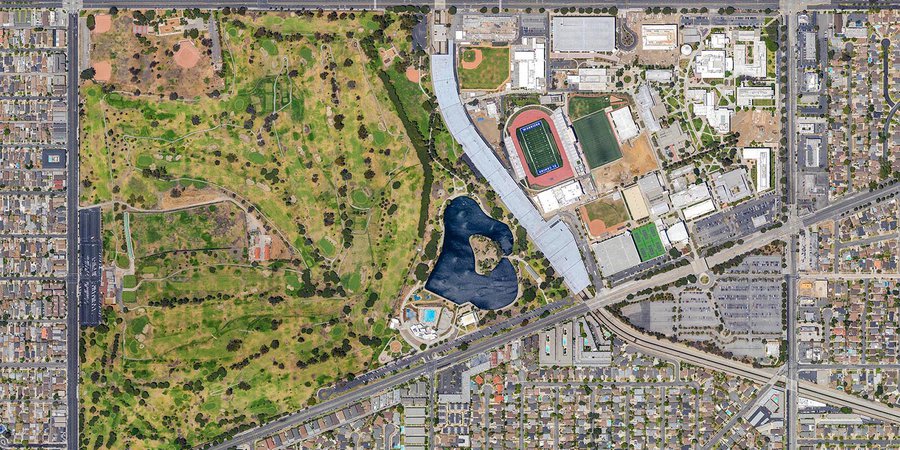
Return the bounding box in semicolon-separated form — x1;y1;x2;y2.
693;194;780;248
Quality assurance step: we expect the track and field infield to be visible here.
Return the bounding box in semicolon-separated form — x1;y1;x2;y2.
507;108;574;189
516;119;563;177
631;223;665;261
572;110;622;169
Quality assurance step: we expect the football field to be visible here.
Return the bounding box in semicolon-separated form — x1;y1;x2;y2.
515;119;563;177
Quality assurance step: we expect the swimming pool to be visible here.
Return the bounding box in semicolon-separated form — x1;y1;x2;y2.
423;309;436;323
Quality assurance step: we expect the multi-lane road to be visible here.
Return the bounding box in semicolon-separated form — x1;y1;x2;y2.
318;297;574;400
85;0;781;9
65;12;80;450
1;0;783;10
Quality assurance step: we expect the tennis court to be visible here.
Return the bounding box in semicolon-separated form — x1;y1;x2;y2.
572;111;622;169
631;223;665;261
515;119;563;177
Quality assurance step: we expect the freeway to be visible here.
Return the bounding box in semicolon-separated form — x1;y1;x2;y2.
65;12;80;450
204;302;592;449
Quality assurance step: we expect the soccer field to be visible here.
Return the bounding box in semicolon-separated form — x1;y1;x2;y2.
516;119;563;177
632;223;665;262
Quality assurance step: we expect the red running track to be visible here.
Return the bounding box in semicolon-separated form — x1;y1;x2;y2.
507;108;574;189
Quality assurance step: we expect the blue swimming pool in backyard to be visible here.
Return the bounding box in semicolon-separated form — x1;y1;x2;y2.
425;196;518;310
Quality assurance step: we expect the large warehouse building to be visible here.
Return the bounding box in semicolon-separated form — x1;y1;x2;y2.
550;16;616;53
592;232;641;277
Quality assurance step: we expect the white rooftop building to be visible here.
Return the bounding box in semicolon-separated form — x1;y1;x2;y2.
682;198;716;220
733;40;767;78
572;68;610;91
503;134;527;181
709;33;728;49
666;221;689;244
610;106;639;142
743;147;772;192
634;84;662;134
641;24;677;50
551;16;616;53
512;37;546;90
593;233;642;277
645;69;674;83
550;108;586;176
804;71;820;92
736;85;775;107
713;168;753;204
692;90;732;134
695;50;728;79
670;182;712;209
535;179;584;213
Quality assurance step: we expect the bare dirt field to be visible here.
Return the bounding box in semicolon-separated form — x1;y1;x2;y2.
405;66;420;83
591;132;659;194
625;10;683;66
92;61;111;82
609;94;629;106
174;40;201;68
157;185;224;210
734;109;780;147
472;111;501;148
92;14;111;34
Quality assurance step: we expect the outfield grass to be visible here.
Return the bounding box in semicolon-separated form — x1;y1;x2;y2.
632;223;665;262
458;46;510;90
572;111;621;169
584;198;630;227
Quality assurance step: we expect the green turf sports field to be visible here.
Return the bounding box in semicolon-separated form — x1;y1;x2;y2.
632;223;665;261
568;95;611;121
515;119;563;177
572;111;622;169
458;46;510;90
584;198;630;226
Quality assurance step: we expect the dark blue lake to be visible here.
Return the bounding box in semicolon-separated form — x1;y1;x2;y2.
425;196;518;310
